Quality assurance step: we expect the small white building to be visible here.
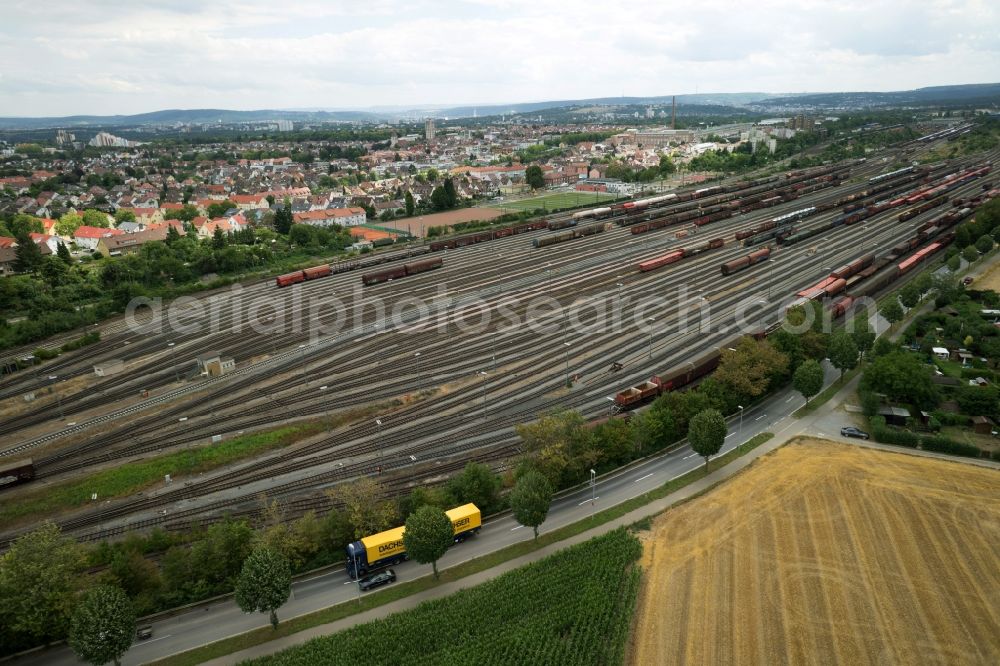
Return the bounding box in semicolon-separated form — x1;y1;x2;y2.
932;346;950;360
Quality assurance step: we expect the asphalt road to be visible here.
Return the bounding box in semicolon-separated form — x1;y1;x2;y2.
21;363;839;666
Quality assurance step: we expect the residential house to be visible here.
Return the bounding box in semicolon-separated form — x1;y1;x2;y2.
29;232;63;255
97;226;181;257
293;207;367;228
231;194;269;211
73;225;123;250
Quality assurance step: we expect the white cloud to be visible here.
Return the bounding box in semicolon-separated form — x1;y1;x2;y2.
0;0;997;115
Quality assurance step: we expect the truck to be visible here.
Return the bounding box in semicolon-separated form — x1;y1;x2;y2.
345;503;481;578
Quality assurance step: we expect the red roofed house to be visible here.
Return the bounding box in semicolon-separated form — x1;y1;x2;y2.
231;194;268;211
293;207;367;228
0;237;16;249
73;225;123;250
29;232;63;255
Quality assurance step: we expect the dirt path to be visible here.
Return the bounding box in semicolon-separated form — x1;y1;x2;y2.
629;439;1000;665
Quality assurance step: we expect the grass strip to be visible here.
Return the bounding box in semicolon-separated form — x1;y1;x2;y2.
148;431;775;666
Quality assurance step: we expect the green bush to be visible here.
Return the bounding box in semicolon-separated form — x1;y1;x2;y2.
32;346;59;360
930;410;968;426
872;426;919;448
960;367;995;381
920;436;982;458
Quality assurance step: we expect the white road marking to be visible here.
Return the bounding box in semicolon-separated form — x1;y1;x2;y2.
135;634;172;645
510;525;524;531
634;473;654;483
725;433;735;439
786;395;795;403
683;453;698;460
755;415;765;421
578;497;599;505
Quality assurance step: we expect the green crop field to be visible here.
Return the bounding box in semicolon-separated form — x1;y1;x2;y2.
495;191;618;212
242;528;642;666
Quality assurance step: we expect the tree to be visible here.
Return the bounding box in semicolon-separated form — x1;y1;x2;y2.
447;461;501;515
55;212;83;237
962;245;980;264
212;226;227;249
793;359;824;404
273;199;293;235
113;209;135;224
326;477;398;540
849;316;876;361
687;409;727;472
525;165;544;190
880;299;904;325
13;235;43;273
402;505;454;579
899;282;921;308
828;331;859;379
975;234;993;254
404;190;415;217
946;254;962;272
67;585;135;666
82;209;110;228
509;469;553;540
8;213;44;237
712;337;789;401
658;154;676;175
206;200;236;218
956;384;999;416
430;186;449;211
0;522;85;648
861;351;938;409
426;168;440;182
56;241;73;264
165;225;181;246
443;178;457;208
234;546;291;630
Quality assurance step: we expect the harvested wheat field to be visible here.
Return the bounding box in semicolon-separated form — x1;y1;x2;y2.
629;439;1000;665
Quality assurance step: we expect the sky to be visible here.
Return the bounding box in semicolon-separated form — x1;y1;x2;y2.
1;0;998;117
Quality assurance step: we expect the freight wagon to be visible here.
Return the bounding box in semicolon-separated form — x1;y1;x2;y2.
0;459;34;490
532;222;606;248
275;263;333;288
720;247;770;276
345;503;481;578
361;257;443;285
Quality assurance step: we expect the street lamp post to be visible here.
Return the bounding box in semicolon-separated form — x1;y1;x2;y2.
48;375;64;420
605;396;616;417
492;332;497;372
414;352;421;385
478;371;488;421
738;405;744;453
563;342;571;387
167;342;179;383
767;259;775;300
590;468;597;515
647;317;655;359
374;418;382;474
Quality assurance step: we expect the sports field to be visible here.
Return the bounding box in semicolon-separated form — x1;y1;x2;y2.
494;191;618;212
629;439;1000;665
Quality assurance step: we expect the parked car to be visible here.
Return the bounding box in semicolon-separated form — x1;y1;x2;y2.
962;276;974;285
358;569;396;591
840;426;870;440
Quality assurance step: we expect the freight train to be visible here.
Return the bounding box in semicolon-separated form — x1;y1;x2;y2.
0;459;34;490
532;222;607;248
345;503;481;578
362;257;443;285
636;238;725;272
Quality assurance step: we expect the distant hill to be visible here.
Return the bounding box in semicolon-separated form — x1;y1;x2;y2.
1;83;996;129
0;108;383;130
751;83;1000;110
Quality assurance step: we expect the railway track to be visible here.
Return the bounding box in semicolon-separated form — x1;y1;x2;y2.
2;143;994;546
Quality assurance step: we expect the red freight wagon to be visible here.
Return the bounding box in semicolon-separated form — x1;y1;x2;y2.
404;257;443;275
275;271;305;288
362;265;407;285
302;265;332;280
638;250;684;272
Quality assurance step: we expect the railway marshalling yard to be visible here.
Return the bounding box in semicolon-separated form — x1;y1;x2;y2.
629;440;1000;665
0;138;997;548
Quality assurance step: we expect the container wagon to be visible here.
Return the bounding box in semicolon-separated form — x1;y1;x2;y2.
720;247;770;276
